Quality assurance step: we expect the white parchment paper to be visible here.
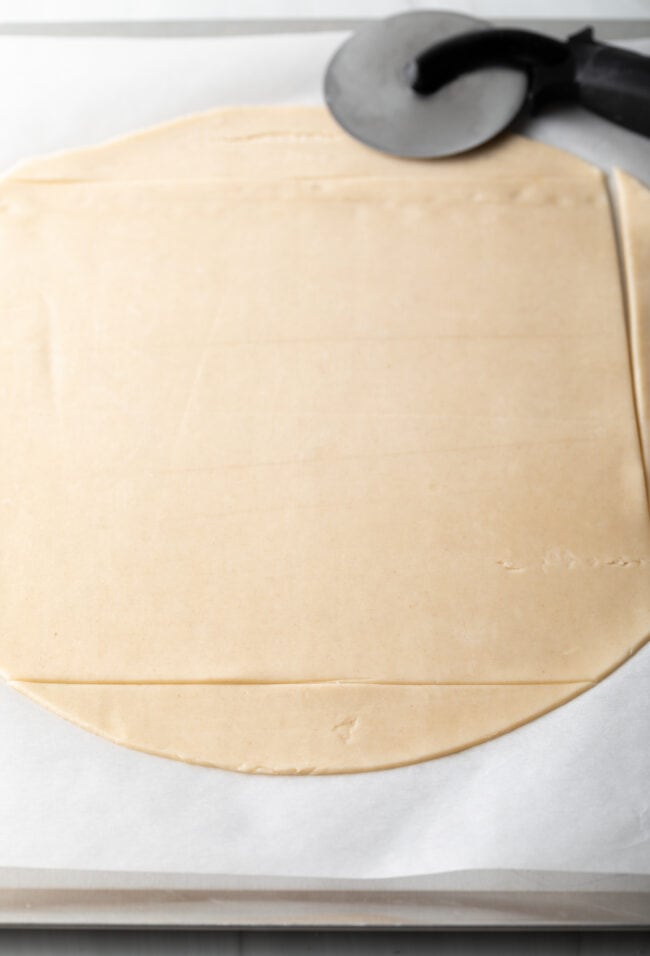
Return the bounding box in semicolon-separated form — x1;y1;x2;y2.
0;30;648;879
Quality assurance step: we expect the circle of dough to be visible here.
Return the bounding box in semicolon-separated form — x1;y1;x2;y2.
0;107;649;773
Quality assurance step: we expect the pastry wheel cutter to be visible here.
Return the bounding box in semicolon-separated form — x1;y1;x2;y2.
324;10;650;158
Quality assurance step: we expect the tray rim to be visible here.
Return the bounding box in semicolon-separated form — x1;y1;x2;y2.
0;16;647;39
1;869;649;929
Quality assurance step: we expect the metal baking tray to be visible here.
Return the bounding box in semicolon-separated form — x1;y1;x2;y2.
0;15;648;930
1;869;649;929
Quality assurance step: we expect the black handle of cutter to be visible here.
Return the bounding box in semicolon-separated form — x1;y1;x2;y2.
407;28;570;96
407;25;650;140
569;28;650;138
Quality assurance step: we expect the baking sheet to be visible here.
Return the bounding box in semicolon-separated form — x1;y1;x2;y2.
2;868;650;928
0;28;648;881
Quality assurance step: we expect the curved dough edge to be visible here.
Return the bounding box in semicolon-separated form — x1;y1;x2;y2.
10;680;590;774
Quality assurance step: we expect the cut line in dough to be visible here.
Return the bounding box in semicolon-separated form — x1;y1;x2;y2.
12;680;592;774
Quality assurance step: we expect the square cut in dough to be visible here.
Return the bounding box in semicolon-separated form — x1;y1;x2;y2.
0;107;648;773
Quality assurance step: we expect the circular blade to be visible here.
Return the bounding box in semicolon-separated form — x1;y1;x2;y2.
324;11;529;159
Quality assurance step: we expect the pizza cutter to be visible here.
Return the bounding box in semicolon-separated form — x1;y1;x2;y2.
324;10;650;158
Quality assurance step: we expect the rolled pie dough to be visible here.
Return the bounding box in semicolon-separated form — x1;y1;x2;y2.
0;107;648;774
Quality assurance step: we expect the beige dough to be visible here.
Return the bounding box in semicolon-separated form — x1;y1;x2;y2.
0;107;648;773
615;168;650;499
